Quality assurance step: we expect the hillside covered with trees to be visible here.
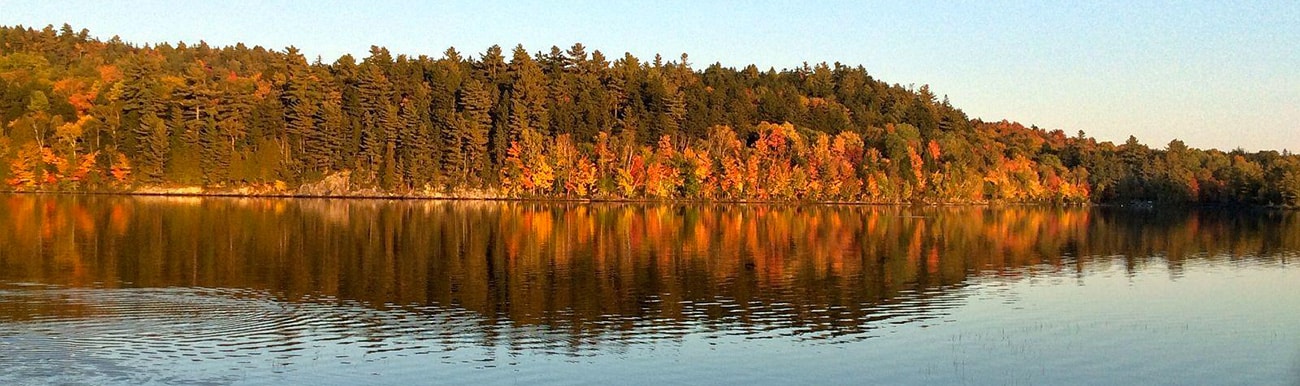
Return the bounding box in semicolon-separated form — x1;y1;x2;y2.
2;24;1298;206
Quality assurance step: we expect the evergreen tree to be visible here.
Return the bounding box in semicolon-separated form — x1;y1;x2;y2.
281;46;324;174
399;71;436;188
315;90;347;171
429;48;463;185
458;78;492;185
332;54;365;169
118;53;163;161
205;74;254;184
135;110;169;182
506;45;548;144
356;48;397;178
477;45;510;170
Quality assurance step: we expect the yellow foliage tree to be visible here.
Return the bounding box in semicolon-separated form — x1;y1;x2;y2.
110;152;132;185
70;151;99;183
6;144;42;189
566;156;598;197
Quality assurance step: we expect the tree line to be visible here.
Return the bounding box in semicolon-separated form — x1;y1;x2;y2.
2;24;1297;205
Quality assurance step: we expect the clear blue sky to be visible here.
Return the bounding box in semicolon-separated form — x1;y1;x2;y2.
3;0;1296;152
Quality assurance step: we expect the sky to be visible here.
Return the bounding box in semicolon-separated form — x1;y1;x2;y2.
2;0;1296;152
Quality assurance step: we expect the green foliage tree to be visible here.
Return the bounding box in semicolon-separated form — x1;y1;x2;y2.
506;45;549;142
457;78;492;185
134;111;169;182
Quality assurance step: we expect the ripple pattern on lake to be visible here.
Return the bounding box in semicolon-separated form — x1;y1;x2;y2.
0;285;484;383
0;278;982;385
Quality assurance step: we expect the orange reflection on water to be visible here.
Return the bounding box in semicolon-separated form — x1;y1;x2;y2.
0;195;1295;330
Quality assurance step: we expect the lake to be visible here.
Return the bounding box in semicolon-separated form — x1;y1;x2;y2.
0;195;1297;385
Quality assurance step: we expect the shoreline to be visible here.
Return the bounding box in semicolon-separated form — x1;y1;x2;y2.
2;186;1292;210
0;188;1222;209
0;186;1071;206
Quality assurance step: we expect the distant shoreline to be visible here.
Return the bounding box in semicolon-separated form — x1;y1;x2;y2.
11;189;1294;210
9;189;1275;209
0;187;1061;205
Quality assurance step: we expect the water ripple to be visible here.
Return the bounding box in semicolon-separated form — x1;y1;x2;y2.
0;273;978;384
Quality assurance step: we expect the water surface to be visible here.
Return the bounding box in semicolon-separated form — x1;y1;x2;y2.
0;195;1297;385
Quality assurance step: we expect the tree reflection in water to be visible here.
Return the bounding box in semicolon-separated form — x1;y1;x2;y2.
0;195;1295;347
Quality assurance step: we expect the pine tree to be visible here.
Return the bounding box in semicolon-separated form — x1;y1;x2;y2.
379;141;398;190
168;60;213;183
458;78;492;185
356;51;397;178
205;74;254;184
430;48;464;186
281;46;324;174
399;75;436;189
478;45;510;172
135;111;169;182
332;54;365;169
315;90;347;171
506;45;548;145
118;53;163;162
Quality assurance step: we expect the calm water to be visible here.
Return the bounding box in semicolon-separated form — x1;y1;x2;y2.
0;195;1297;385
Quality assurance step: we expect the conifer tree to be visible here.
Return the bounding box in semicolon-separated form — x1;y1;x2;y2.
118;53;163;161
281;46;324;174
506;45;548;144
458;78;492;184
134;111;169;182
356;49;397;178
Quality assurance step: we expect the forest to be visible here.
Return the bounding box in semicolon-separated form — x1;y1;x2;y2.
1;24;1298;206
